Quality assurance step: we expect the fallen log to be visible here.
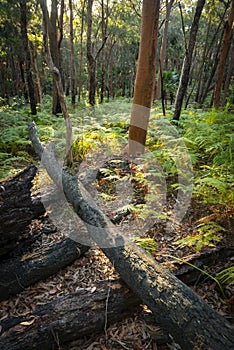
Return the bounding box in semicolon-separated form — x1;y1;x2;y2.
0;166;45;257
0;280;141;350
0;238;88;301
29;122;234;350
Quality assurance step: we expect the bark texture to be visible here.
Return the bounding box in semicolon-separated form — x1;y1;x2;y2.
29;122;234;350
128;0;160;155
0;280;141;350
213;0;234;108
173;0;205;121
40;0;73;165
19;0;37;115
0;166;44;257
0;238;88;301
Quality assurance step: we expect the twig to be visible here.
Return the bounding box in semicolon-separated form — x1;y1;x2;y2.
104;285;111;341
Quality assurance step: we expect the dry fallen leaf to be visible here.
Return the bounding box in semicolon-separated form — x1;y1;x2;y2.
109;283;122;290
20;318;35;326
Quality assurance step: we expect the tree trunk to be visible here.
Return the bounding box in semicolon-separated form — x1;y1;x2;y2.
0;238;88;300
173;0;205;121
69;0;76;107
87;0;96;106
0;280;141;350
29;122;234;350
40;0;73;166
0;166;44;257
18;59;28;100
78;0;86;102
128;0;160;156
30;42;43;106
100;0;109;103
48;0;62;115
222;36;234;106
155;0;174;100
213;0;234;109
19;0;37;115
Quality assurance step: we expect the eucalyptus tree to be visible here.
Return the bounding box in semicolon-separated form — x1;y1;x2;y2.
155;0;175;100
69;0;76;107
19;0;37;115
128;0;160;156
48;0;64;114
40;0;73;166
213;0;234;109
173;0;206;121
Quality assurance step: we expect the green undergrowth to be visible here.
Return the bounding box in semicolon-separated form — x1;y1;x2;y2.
0;98;233;254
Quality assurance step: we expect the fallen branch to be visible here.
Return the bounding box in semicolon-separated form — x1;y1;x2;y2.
28;122;234;350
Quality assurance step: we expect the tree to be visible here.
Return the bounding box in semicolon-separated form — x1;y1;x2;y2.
86;0;96;106
128;0;160;156
69;0;76;107
100;0;109;103
39;0;73;166
48;0;63;115
155;0;175;100
213;0;234;109
173;0;206;121
19;0;37;115
77;0;86;102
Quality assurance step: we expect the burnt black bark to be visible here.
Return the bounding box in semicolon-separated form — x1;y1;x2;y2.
0;280;141;350
0;238;88;300
0;166;44;257
28;122;234;350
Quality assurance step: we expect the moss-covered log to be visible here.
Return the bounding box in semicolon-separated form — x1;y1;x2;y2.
0;280;141;350
29;122;234;350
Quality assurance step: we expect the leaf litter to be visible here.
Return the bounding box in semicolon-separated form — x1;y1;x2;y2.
0;196;233;349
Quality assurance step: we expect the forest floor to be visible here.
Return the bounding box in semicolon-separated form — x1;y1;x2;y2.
0;199;233;349
0;99;233;349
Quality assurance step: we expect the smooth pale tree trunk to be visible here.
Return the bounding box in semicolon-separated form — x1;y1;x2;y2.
155;0;174;100
19;0;37;115
213;0;234;109
128;0;160;156
173;0;205;121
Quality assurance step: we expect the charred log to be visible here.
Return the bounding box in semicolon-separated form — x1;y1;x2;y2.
0;280;141;350
0;238;88;301
28;122;234;350
0;166;45;257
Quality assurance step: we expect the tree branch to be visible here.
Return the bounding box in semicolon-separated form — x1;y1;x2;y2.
28;122;234;350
